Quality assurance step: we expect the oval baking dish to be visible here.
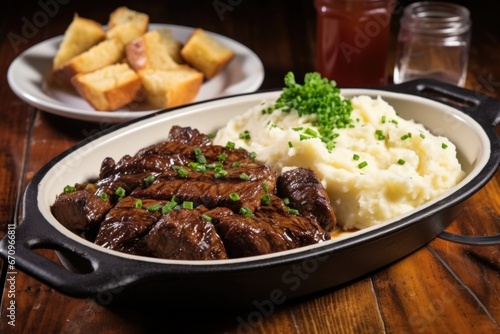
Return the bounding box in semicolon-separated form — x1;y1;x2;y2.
1;79;499;308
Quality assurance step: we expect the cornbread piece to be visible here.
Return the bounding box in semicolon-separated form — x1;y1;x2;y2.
180;28;235;79
53;15;105;70
53;38;125;84
126;30;181;72
71;63;142;111
106;6;149;45
137;66;203;108
157;29;184;64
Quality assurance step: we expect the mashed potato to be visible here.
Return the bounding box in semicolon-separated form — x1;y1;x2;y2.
214;95;466;231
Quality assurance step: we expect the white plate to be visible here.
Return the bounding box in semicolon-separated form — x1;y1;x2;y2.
7;23;264;123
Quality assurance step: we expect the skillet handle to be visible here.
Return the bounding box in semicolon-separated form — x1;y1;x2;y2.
437;231;500;246
383;78;500;127
0;210;144;301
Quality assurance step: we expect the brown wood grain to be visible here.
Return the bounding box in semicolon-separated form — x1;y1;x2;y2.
0;0;499;333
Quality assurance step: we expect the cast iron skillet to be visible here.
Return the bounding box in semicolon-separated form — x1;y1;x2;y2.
1;79;499;309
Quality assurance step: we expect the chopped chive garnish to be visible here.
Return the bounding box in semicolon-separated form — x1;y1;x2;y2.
240;173;249;180
115;187;126;197
263;181;269;193
207;133;215;139
283;198;290;205
201;214;212;222
304;128;318;137
358;161;368;169
144;174;155;186
100;193;108;201
183;201;194;210
194;147;207;164
232;162;242;167
292;127;303;131
381;115;386;123
269;72;353;146
162;201;177;214
353;154;360;161
215;169;228;178
442;143;448;149
288;141;293;148
229;192;240;201
218;153;227;162
299;134;310;141
206;162;221;169
400;133;412;140
261;194;271;205
391;120;398;125
326;141;335;151
239;130;251;140
195;164;207;172
135;199;142;209
375;129;385;140
397;159;406;165
64;185;76;193
249;152;257;160
176;167;189;178
239;207;253;217
420;133;426;139
287;208;299;215
146;204;162;212
226;141;235;149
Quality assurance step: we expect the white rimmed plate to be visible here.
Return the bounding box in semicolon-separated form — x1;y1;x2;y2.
7;23;264;123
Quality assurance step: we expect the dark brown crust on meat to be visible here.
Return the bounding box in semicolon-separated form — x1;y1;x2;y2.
51;126;336;260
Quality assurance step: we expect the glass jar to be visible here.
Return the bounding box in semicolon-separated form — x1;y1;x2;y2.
315;0;396;87
393;1;471;86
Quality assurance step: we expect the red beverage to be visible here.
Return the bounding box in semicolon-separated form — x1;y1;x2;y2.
315;0;396;86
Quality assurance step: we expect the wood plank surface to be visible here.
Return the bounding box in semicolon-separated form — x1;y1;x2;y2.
0;0;499;333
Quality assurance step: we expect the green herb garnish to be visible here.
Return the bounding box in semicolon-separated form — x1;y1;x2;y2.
269;72;353;146
64;185;76;193
229;193;240;201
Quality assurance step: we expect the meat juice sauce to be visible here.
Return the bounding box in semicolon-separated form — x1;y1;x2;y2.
315;0;396;87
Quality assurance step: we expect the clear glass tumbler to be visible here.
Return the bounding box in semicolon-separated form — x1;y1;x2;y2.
393;1;471;86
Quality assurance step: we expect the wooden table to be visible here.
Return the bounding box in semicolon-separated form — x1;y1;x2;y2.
1;1;499;333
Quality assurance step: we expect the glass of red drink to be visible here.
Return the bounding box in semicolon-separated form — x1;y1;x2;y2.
315;0;396;87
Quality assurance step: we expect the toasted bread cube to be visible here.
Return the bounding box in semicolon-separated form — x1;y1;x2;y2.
53;15;105;69
53;38;125;84
71;63;143;111
157;28;184;64
106;7;149;45
180;28;235;79
126;30;181;72
138;66;203;109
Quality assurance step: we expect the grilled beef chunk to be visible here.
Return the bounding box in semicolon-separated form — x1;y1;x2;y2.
131;163;276;213
94;197;165;255
144;206;228;260
208;196;330;258
167;125;213;146
51;126;338;260
51;189;111;231
277;168;337;232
